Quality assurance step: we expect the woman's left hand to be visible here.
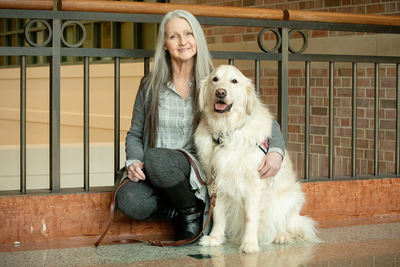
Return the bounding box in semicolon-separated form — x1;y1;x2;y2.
257;152;282;179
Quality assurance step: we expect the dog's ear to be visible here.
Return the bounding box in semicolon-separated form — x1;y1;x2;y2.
245;78;257;115
198;76;208;112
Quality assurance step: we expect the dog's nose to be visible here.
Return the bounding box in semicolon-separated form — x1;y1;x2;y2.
215;89;227;98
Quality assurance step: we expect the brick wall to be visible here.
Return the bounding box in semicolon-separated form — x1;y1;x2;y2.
171;0;399;179
283;64;397;178
183;0;400;46
173;0;400;15
172;0;400;48
245;63;397;178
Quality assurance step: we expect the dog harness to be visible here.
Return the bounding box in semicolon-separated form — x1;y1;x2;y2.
212;136;269;154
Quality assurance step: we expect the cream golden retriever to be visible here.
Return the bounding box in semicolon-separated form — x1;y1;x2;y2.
194;65;319;253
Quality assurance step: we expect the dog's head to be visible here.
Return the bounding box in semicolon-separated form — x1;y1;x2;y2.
199;65;257;117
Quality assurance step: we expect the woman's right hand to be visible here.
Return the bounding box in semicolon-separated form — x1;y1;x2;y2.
127;162;146;182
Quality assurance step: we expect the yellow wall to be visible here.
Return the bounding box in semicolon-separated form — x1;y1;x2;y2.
0;61;144;145
0;61;144;190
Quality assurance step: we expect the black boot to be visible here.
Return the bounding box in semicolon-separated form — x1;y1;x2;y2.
161;179;203;241
145;198;180;221
176;207;203;241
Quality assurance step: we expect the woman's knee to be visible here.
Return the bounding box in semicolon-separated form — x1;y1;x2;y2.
143;148;190;188
115;181;156;221
143;147;171;167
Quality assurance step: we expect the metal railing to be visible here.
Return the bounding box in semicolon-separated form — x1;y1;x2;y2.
0;0;400;194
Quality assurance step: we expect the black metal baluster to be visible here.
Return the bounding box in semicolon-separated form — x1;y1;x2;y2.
305;61;310;180
396;64;400;175
374;63;379;176
278;27;289;144
114;57;121;180
50;18;61;192
352;62;357;178
20;55;26;194
144;57;150;76
329;62;334;179
84;56;90;190
255;60;260;96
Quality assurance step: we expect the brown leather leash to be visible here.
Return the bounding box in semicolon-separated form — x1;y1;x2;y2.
94;149;216;247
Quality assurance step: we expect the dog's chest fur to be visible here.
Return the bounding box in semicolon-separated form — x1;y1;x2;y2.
212;134;264;195
206;112;272;195
197;103;272;180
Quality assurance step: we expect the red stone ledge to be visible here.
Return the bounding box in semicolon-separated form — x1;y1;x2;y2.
1;178;399;245
301;178;400;222
0;192;179;245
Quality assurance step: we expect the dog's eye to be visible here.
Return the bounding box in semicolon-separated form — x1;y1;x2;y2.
232;79;238;84
213;77;218;82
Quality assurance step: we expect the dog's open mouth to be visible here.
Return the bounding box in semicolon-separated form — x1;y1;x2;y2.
214;102;233;113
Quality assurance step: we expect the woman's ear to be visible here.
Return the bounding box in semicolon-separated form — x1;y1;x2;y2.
245;78;257;115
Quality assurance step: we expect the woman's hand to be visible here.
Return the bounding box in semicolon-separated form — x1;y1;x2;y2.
257;152;282;179
127;162;146;182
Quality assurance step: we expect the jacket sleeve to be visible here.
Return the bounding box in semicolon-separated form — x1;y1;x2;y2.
268;117;285;159
125;80;147;168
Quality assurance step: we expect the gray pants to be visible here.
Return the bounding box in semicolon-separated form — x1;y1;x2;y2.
115;148;191;220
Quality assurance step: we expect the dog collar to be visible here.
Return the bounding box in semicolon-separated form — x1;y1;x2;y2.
259;140;269;154
212;136;269;155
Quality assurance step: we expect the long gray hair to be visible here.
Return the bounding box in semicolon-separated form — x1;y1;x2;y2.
144;10;213;148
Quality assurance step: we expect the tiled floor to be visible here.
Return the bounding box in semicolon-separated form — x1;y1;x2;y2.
1;217;399;267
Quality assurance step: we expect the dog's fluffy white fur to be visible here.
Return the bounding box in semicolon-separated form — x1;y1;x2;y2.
194;65;319;253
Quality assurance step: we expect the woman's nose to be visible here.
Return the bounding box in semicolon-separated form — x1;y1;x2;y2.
179;36;187;45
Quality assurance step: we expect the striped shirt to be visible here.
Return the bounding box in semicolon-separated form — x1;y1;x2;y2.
157;82;196;152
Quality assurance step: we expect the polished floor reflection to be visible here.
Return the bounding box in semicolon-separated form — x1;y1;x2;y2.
1;217;399;267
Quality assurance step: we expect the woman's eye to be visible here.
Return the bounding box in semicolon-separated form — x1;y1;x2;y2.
232;79;238;84
213;77;218;82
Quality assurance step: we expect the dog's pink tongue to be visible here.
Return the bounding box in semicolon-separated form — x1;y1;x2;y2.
215;103;227;111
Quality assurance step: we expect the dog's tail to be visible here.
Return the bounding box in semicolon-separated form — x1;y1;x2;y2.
288;215;320;243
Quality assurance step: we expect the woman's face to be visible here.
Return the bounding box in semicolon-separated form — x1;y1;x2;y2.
164;18;197;65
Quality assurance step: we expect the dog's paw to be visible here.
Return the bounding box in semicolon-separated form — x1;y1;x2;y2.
274;233;293;244
199;235;223;247
239;242;259;253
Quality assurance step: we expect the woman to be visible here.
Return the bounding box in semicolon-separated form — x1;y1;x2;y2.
116;10;285;242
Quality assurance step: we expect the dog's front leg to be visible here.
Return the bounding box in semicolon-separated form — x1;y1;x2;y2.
199;194;226;247
240;188;261;253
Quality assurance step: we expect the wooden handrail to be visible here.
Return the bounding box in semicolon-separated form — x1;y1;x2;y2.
284;10;400;27
0;0;53;11
1;0;399;27
60;0;284;21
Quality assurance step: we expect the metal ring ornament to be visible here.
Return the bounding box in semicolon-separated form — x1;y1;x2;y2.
257;28;282;53
288;29;308;54
60;21;87;48
24;20;52;47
